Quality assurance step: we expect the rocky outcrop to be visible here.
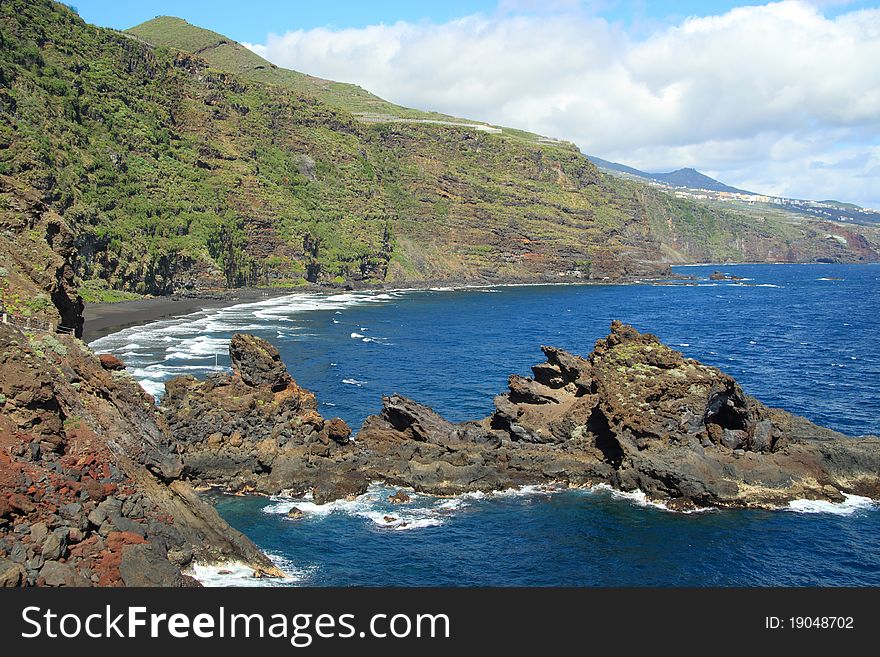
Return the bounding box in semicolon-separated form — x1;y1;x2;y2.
228;334;291;390
355;321;880;508
161;334;360;500
708;271;743;281
0;175;84;337
98;354;126;371
0;323;282;587
163;326;880;510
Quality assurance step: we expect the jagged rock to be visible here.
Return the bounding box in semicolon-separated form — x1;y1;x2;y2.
355;321;880;509
380;395;458;443
41;529;67;561
162;333;352;496
119;544;195;587
229;334;292;391
286;507;304;519
311;472;369;504
389;490;411;504
372;395;497;447
709;271;743;281
8;493;35;514
29;521;49;545
327;417;352;443
158;326;880;510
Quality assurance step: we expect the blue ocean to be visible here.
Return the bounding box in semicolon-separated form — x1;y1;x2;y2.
90;264;880;586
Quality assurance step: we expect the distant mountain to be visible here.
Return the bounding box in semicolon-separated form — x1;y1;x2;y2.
651;168;753;194
588;156;880;225
587;155;753;194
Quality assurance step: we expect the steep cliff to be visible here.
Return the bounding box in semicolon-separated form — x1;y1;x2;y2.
0;323;282;586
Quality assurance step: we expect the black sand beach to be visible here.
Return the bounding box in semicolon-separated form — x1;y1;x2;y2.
82;288;293;343
81;277;631;343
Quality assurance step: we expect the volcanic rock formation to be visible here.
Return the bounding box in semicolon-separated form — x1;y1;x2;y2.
163;324;880;510
357;321;880;507
162;334;362;502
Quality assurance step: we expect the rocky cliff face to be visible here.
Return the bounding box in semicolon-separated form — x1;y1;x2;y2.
162;334;361;502
0;323;282;586
0;176;84;336
162;326;880;511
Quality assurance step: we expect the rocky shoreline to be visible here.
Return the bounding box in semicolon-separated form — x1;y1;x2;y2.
162;322;880;512
3;316;879;587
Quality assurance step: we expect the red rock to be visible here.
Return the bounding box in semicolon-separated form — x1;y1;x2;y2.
81;478;106;502
98;354;125;371
8;493;35;514
327;417;352;443
69;536;103;561
105;531;148;552
93;533;149;587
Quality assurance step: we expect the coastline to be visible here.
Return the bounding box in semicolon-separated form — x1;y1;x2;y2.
82;274;669;344
82;287;295;342
82;260;873;344
71;263;880;587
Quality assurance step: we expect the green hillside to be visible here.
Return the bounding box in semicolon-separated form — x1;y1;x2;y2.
127;16;486;126
0;1;877;335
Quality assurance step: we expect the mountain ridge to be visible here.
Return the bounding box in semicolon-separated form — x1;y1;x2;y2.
587;155;753;194
588;155;880;224
126;16;510;131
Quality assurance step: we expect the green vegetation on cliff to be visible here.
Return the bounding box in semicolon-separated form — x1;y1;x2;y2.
0;0;876;328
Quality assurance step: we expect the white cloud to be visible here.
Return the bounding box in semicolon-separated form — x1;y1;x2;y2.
245;1;880;207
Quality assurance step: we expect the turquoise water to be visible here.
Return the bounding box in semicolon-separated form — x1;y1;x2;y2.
92;264;880;586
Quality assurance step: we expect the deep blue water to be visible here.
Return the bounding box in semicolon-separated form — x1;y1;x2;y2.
91;264;880;586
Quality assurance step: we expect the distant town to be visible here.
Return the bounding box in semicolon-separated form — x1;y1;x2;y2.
668;185;880;224
587;155;880;225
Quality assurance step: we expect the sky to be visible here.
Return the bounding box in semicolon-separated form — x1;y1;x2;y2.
73;1;880;208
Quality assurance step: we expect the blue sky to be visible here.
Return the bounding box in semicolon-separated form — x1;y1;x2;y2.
71;0;876;43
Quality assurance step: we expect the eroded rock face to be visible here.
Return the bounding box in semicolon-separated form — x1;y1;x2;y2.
0;323;281;587
162;334;357;497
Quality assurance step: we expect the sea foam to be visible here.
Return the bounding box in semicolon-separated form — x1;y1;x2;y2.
186;553;309;587
787;494;875;516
